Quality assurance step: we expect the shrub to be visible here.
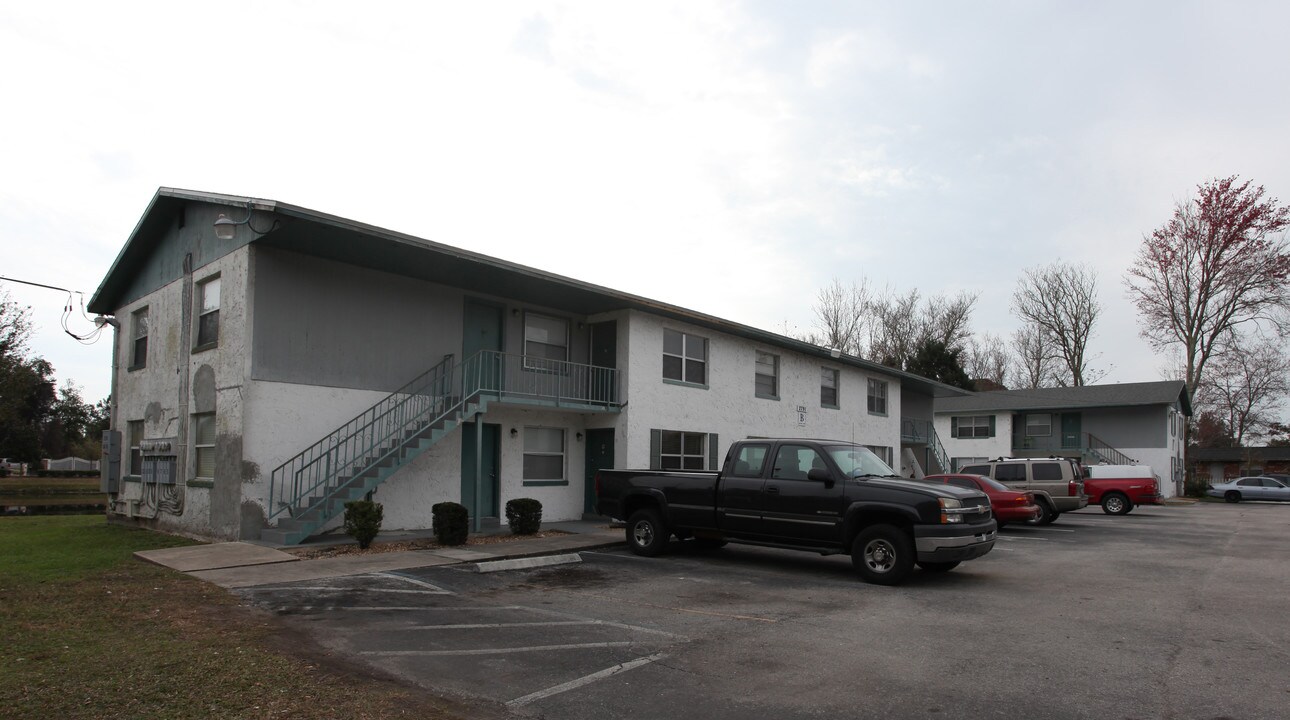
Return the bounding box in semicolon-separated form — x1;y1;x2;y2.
343;500;383;549
432;502;469;545
1183;474;1211;499
505;498;543;535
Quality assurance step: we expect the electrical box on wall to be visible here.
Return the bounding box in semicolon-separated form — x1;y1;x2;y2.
101;430;121;493
141;438;178;485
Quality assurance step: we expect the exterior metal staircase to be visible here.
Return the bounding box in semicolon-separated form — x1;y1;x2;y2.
1083;432;1136;466
900;419;951;474
260;350;619;545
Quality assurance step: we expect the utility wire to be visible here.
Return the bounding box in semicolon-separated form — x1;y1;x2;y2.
0;274;106;345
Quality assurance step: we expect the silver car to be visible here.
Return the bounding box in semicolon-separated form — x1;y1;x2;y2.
1207;476;1290;503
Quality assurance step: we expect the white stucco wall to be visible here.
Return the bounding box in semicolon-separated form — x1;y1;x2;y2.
618;310;902;470
109;246;252;540
935;412;1012;469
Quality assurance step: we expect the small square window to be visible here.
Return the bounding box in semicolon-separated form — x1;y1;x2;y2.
663;329;707;385
196;276;220;348
952;416;991;439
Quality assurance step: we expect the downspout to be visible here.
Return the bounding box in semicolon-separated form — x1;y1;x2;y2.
474;412;482;532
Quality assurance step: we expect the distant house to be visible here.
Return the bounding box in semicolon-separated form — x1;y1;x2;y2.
933;381;1191;497
88;188;967;544
1189;446;1290;482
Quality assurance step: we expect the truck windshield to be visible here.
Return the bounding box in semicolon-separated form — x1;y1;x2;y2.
824;445;897;477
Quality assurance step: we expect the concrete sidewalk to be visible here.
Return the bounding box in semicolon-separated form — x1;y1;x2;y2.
135;521;624;589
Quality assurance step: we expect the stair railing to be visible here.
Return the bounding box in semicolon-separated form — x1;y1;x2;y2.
267;353;461;522
1085;432;1136;466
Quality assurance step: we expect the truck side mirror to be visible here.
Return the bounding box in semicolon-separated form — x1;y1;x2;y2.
807;467;833;485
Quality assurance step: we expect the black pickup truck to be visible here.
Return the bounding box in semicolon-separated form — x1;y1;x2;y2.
596;438;996;585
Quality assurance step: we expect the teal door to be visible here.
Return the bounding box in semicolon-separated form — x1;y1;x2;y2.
463;300;503;394
1061;413;1082;449
461;422;501;519
584;428;615;514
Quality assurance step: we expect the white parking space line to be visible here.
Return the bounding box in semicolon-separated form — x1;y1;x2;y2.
325;605;527;612
250;586;448;594
360;641;637;657
520;605;691;640
407;621;596;630
374;572;453;593
505;653;669;708
998;535;1048;541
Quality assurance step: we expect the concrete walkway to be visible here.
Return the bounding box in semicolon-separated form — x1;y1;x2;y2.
135;521;625;589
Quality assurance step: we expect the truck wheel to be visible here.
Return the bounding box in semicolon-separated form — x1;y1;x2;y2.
850;525;914;586
917;561;960;573
1102;492;1132;515
1224;490;1241;503
626;508;669;557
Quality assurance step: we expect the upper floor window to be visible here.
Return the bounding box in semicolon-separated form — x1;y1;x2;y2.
524;313;569;368
1025;413;1051;437
195;276;220;349
663;329;707;385
130;307;149;369
867;379;888;415
755;351;779;399
951;416;993;439
821;367;839;408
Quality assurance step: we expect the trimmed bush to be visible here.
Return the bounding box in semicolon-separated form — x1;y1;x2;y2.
505;498;543;535
343;500;383;549
432;502;469;545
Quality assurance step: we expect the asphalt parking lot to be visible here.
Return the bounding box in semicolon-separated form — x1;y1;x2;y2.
238;502;1290;719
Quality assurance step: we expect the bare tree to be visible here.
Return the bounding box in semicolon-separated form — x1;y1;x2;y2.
808;278;870;356
1126;176;1290;405
1010;323;1057;389
1011;260;1102;386
868;287;978;369
1197;333;1290;445
964;333;1010;388
868;288;922;368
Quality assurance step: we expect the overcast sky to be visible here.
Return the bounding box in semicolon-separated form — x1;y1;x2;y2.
4;1;1289;405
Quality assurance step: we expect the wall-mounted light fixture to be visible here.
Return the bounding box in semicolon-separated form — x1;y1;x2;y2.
576;432;583;442
829;347;842;359
511;308;520;317
213;201;275;240
510;428;518;438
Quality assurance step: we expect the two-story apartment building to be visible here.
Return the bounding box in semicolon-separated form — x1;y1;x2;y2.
933;381;1191;497
89;189;966;544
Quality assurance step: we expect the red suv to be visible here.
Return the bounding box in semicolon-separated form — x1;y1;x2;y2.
923;474;1041;529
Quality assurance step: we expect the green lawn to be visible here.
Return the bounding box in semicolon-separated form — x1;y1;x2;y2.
0;516;466;719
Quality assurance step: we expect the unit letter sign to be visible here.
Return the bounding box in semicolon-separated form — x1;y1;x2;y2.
797;406;807;426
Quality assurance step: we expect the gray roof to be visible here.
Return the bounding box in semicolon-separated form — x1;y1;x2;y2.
90;188;971;398
935;380;1191;416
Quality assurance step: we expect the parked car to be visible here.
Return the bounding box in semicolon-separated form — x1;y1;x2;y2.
596;438;997;585
957;457;1089;525
1207;476;1290;503
922;473;1040;529
1083;465;1163;515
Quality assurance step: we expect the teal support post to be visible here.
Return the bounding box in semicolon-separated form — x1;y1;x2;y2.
473;413;482;533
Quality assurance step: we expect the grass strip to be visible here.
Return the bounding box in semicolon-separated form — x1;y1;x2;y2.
0;516;469;719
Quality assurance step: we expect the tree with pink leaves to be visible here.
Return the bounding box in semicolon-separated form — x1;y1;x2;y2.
1127;176;1290;406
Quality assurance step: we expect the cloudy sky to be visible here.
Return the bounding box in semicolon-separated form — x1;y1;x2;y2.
4;1;1289;404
